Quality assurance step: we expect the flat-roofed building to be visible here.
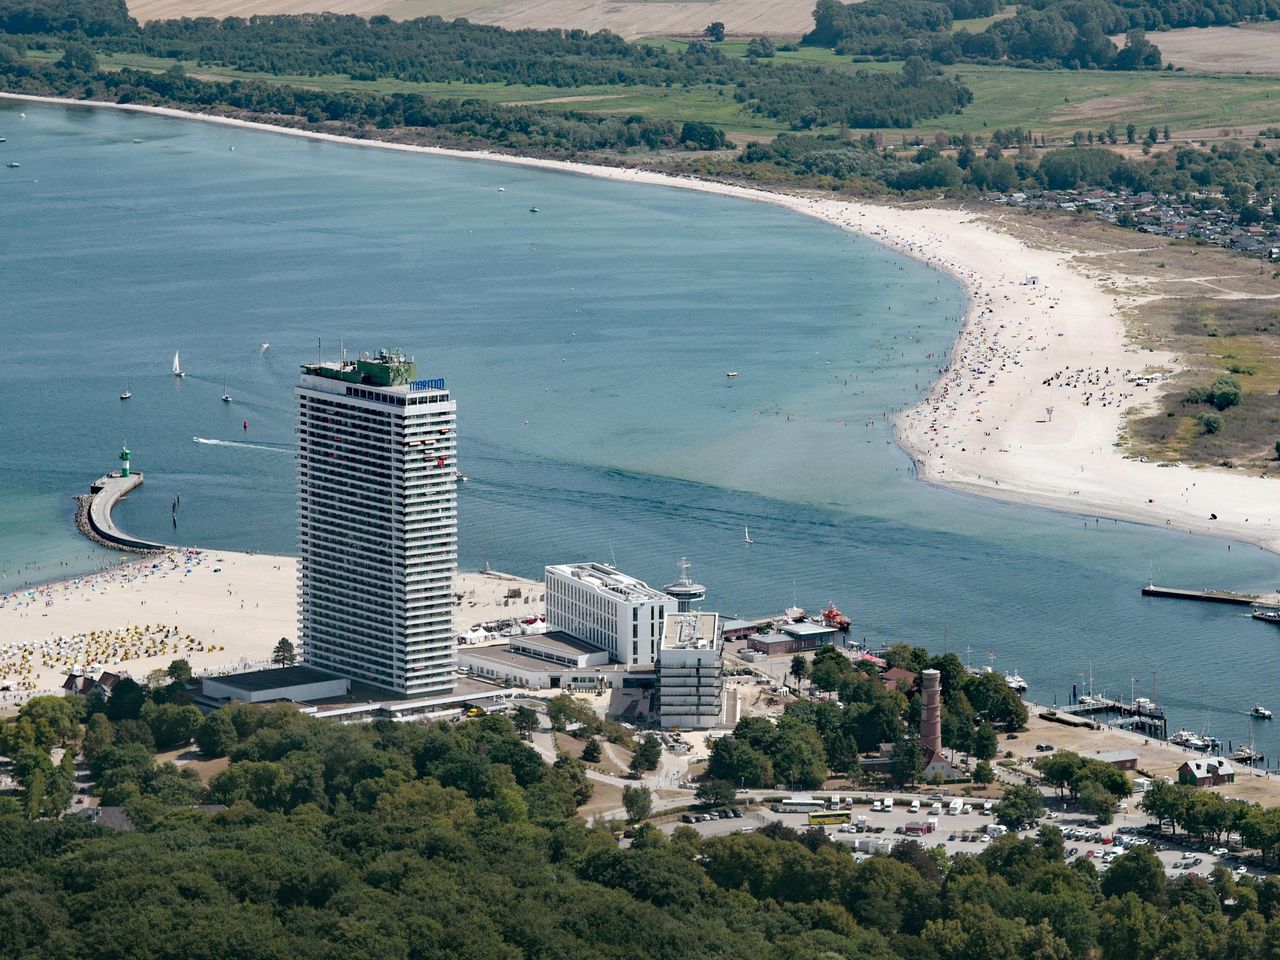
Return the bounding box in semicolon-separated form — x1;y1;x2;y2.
297;348;457;697
510;631;612;669
544;562;674;666
747;620;838;656
657;611;722;729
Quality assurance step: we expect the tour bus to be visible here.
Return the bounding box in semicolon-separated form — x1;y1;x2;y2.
808;810;853;826
779;796;826;814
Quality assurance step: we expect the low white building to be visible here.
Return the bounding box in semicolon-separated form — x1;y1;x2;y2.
656;611;722;729
544;563;674;666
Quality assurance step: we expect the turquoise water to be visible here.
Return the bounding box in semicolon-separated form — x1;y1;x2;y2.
3;102;1278;758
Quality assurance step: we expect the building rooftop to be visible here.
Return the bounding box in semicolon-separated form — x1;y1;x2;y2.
464;647;628;674
547;562;671;603
208;664;343;693
661;612;721;650
1182;758;1234;777
780;621;837;637
301;348;417;386
521;631;608;657
1092;750;1139;763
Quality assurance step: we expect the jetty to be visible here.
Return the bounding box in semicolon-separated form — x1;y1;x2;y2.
74;447;167;553
1060;696;1168;738
1141;583;1280;610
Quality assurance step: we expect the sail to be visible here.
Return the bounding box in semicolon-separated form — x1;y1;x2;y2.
173;351;181;374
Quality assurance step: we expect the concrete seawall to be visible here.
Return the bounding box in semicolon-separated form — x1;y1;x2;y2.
75;472;168;553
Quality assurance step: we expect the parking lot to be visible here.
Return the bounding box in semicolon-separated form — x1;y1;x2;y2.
658;792;1271;879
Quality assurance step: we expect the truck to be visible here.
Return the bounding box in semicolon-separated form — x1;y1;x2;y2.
904;820;934;836
930;802;943;816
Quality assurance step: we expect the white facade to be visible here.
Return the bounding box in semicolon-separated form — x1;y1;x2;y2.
544;563;673;666
657;611;723;729
297;352;457;697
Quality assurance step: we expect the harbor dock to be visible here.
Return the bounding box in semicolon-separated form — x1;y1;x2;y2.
1141;583;1280;610
1059;696;1169;738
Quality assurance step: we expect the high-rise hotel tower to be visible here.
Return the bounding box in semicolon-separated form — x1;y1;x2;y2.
297;348;457;697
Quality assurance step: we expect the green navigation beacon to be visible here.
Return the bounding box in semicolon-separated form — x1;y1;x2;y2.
119;445;131;478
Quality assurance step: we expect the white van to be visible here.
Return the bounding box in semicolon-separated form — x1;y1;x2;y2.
930;802;943;816
909;799;921;814
884;798;895;812
870;799;883;812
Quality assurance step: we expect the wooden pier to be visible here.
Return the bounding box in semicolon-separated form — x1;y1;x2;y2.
1142;584;1280;610
1060;696;1168;738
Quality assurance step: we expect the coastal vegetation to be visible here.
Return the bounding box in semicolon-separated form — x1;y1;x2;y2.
802;0;1278;70
708;646;1029;789
8;679;1280;960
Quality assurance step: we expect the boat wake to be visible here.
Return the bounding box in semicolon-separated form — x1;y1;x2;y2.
192;436;291;452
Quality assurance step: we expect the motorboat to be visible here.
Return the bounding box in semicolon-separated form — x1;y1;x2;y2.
726;371;738;378
1005;672;1028;692
1251;705;1273;720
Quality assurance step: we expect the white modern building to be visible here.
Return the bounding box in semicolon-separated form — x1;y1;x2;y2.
544;563;673;666
297;348;457;697
656;611;723;729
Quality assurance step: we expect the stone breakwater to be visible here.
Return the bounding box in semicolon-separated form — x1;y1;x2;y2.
75;473;166;554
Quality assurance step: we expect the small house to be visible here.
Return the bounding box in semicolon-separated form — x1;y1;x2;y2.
1178;758;1235;787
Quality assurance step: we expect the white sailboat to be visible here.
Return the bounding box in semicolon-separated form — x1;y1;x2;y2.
744;526;753;544
172;350;185;378
221;377;232;403
119;384;131;400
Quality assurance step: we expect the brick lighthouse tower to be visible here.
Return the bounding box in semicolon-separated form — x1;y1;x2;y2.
921;668;942;757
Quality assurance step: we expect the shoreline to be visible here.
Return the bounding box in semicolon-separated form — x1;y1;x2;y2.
0;547;541;702
7;92;1280;556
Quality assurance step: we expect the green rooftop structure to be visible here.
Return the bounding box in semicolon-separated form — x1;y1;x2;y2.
300;348;417;386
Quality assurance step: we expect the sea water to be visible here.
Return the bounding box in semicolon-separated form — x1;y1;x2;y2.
3;102;1277;758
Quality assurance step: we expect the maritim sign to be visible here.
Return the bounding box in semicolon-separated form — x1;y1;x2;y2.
410;378;446;391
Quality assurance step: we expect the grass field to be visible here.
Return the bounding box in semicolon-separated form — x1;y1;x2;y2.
125;0;817;38
948;5;1015;33
26;48;799;136
34;39;1280;144
1120;23;1280;75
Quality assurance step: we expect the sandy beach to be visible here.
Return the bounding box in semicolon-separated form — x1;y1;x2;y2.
6;92;1279;554
0;547;541;703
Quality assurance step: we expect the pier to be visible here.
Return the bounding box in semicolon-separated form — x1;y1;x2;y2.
1142;583;1280;609
75;472;167;553
1060;696;1168;739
